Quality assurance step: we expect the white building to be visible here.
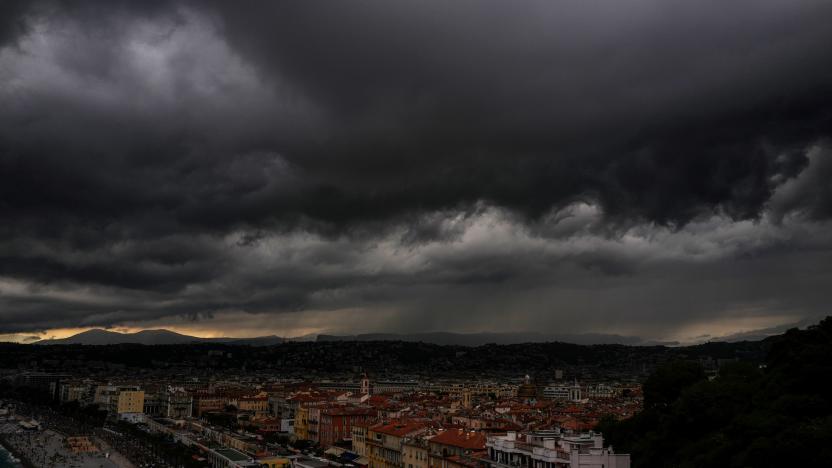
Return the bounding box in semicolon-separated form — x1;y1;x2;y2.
542;381;581;401
486;430;629;468
583;385;617;399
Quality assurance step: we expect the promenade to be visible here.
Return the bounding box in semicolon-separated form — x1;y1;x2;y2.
0;425;121;468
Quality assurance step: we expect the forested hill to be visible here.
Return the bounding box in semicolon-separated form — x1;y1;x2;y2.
0;334;769;379
598;317;832;467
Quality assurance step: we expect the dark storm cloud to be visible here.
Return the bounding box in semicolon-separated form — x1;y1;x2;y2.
770;144;832;220
0;1;29;45
208;0;832;223
1;0;832;336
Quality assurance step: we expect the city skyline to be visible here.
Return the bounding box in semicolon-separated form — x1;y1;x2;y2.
2;1;832;344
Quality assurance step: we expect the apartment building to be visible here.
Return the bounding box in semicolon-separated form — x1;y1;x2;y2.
403;437;430;468
486;431;630;468
319;406;376;448
428;429;487;468
367;421;429;468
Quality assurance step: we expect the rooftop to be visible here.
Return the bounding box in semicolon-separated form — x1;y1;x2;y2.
216;448;251;462
431;429;487;450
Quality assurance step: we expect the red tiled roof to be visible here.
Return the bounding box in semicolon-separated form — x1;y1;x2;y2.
353;419;378;428
370;421;427;437
430;429;487;450
323;407;376;417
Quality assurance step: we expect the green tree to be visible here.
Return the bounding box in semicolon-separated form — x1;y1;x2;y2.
600;317;832;468
642;360;706;409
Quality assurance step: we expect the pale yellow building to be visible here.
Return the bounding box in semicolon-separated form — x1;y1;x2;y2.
238;395;269;415
107;388;145;415
367;421;428;468
352;422;370;456
257;456;292;468
403;437;430;468
294;405;310;440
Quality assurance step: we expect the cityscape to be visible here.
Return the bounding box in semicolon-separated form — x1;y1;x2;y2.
2;0;832;467
1;358;638;468
1;319;831;467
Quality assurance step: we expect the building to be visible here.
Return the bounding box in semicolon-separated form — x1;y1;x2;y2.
279;418;294;433
461;391;472;409
204;447;259;468
418;383;515;399
257;455;292;468
352;421;372;456
367;421;429;468
289;393;332;440
167;388;193;418
94;385;116;407
146;417;194;446
583;384;617;399
373;381;420;395
194;394;227;416
144;392;166;417
97;385;145;418
199;423;260;454
94;385;146;420
486;431;630;468
541;381;581;401
320;406;376;448
59;382;92;404
308;405;322;443
115;389;145;414
403;437;430;468
294;458;332;468
517;376;537;402
15;373;71;400
238;395;269;415
428;429;487;468
325;446;370;467
295;405;310;440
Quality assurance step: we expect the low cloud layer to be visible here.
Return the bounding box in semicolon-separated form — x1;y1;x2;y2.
1;1;831;340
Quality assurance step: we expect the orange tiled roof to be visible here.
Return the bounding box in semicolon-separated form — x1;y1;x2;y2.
430;429;487;450
323;407;376;417
370;421;427;437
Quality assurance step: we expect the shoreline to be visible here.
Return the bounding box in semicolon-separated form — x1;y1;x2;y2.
0;435;35;468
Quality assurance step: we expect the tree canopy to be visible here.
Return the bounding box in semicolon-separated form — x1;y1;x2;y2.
598;317;832;467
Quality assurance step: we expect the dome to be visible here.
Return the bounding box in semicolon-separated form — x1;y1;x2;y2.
517;383;537;398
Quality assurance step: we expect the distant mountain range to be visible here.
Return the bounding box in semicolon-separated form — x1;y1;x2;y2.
37;325;800;347
33;328;671;346
34;329;295;346
316;331;677;346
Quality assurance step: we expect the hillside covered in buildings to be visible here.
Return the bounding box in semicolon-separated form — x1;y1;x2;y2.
1;321;821;467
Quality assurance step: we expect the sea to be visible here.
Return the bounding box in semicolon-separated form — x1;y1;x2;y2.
0;445;22;468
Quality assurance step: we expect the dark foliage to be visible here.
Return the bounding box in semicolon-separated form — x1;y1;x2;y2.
597;317;832;467
0;339;768;380
642;360;706;409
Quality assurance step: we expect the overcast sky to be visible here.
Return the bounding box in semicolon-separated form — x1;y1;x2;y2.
1;0;831;343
